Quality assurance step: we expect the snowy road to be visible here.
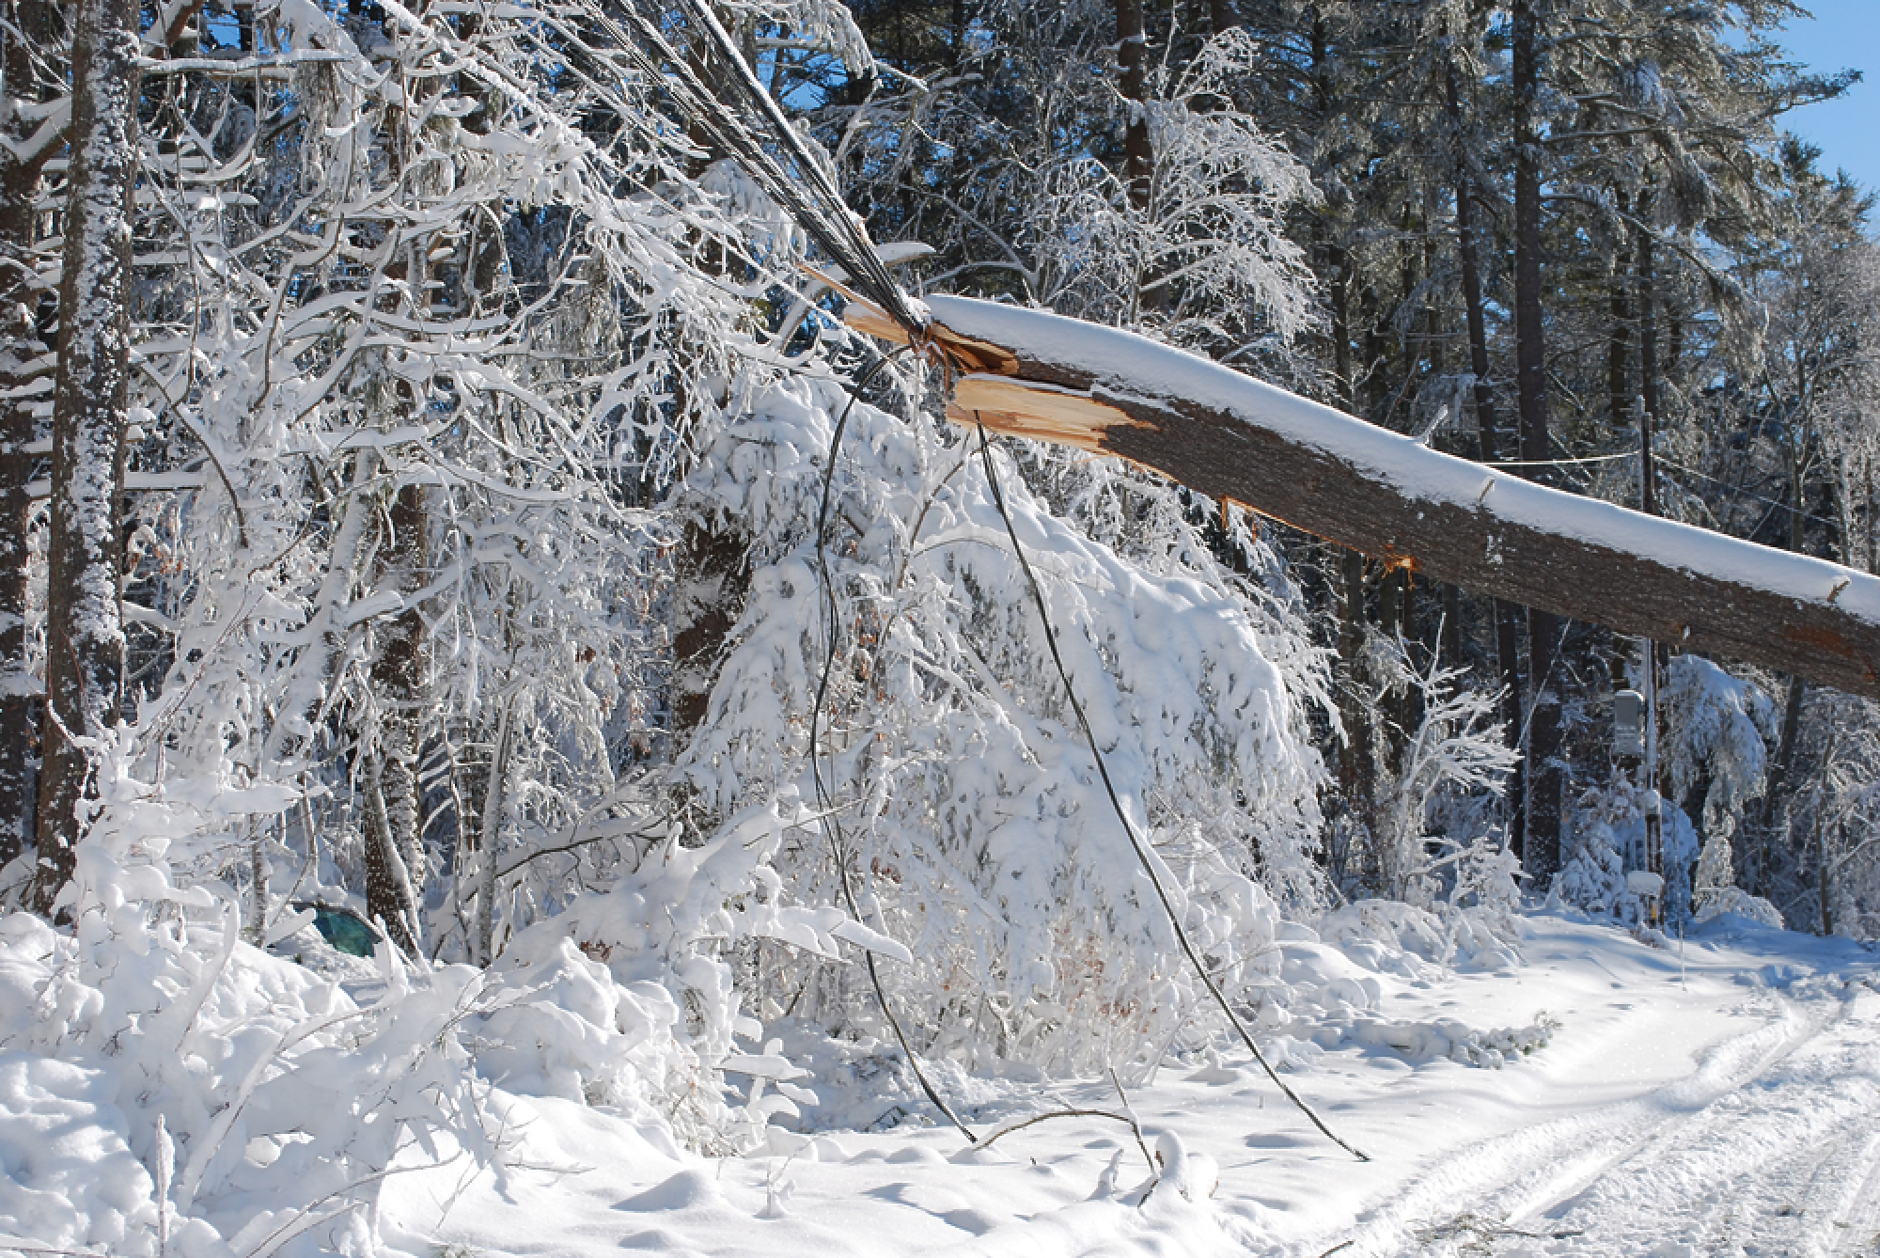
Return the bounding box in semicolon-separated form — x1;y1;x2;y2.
388;914;1880;1258
1345;979;1880;1257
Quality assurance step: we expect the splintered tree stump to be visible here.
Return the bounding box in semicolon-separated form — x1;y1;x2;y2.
852;294;1880;700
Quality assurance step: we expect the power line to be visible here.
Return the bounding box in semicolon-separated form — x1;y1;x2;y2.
969;414;1369;1163
810;349;978;1144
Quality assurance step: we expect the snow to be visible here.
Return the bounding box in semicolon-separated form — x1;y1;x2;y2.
377;913;1867;1257
4;877;1879;1257
923;295;1880;624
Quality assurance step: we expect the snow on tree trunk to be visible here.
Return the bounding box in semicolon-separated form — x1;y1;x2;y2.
31;0;137;912
850;295;1880;702
671;517;751;742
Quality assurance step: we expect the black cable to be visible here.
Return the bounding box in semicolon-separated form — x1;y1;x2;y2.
970;417;1369;1162
615;0;923;335
810;350;977;1144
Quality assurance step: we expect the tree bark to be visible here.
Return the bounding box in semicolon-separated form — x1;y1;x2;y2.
1512;0;1561;881
362;480;428;954
1337;547;1377;851
1116;0;1151;214
31;0;138;912
847;295;1880;704
671;518;750;738
1322;232;1378;860
1608;190;1633;430
1637;203;1661;440
0;0;59;875
1448;61;1527;857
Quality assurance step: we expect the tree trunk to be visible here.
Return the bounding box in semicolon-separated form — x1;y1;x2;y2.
31;0;138;912
1447;63;1527;856
1337;548;1377;856
362;480;428;954
1323;232;1378;862
851;295;1880;703
0;0;57;876
1608;191;1633;430
1817;818;1834;936
1753;674;1806;896
1637;203;1661;439
474;700;511;966
1512;0;1561;881
671;519;750;739
0;178;36;873
1116;0;1151;214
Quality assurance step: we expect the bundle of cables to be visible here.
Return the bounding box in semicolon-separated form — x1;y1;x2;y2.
603;0;927;339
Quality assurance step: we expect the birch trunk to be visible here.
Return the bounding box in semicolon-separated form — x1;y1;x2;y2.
362;479;428;955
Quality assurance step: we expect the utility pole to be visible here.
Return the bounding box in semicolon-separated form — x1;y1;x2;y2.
1638;397;1663;922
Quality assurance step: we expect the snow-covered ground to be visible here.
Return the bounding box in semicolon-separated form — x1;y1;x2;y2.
378;912;1880;1258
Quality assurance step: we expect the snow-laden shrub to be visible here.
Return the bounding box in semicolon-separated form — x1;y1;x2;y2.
1558;785;1639;924
486;796;900;1151
1692;833;1785;928
679;370;1326;1074
0;738;483;1256
0;730;835;1254
1360;639;1518;907
1661;656;1775;841
1562;780;1701;926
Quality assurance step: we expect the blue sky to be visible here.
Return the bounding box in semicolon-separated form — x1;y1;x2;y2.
1776;0;1880;191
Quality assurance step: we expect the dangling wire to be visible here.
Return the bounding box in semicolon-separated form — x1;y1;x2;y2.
969;416;1370;1163
810;348;977;1144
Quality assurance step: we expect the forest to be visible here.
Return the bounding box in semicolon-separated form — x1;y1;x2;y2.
3;0;1880;1253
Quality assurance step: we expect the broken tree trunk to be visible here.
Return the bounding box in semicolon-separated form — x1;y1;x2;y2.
850;295;1880;701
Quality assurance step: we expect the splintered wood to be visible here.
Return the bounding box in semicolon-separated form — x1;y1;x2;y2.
947;375;1149;453
844;293;1880;700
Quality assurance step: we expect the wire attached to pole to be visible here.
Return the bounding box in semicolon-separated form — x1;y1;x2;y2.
970;417;1370;1162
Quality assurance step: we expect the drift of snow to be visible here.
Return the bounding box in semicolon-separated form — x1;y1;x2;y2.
371;909;1875;1258
7;897;1877;1257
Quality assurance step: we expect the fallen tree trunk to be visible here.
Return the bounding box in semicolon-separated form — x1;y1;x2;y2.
853;294;1880;700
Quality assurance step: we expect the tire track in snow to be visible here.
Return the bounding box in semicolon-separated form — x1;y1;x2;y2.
1495;981;1880;1256
1328;986;1848;1257
1820;1117;1880;1258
